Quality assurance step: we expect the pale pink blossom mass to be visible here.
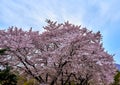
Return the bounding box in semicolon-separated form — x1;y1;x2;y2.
0;20;117;85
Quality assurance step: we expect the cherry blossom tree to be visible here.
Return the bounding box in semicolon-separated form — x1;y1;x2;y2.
0;20;117;85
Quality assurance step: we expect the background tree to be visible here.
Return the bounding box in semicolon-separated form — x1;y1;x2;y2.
0;65;17;85
0;20;117;85
0;49;17;85
113;71;120;85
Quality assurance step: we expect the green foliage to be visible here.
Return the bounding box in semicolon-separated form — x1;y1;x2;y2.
113;71;120;85
0;48;17;85
17;75;27;85
0;65;17;85
23;79;37;85
17;74;39;85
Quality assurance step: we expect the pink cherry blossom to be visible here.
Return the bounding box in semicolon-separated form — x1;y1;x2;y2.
0;20;117;85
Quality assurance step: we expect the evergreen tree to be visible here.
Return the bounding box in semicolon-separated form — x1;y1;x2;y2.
113;71;120;85
0;49;17;85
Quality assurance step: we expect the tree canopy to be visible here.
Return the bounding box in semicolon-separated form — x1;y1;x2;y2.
0;20;117;85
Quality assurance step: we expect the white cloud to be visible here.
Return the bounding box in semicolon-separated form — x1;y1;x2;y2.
0;0;56;30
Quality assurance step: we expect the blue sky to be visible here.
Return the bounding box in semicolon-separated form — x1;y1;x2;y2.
0;0;120;64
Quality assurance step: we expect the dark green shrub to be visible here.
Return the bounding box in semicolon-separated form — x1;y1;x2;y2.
113;71;120;85
0;65;17;85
